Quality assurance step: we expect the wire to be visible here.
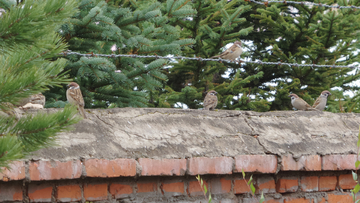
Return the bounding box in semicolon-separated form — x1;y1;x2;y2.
60;50;357;69
247;0;360;9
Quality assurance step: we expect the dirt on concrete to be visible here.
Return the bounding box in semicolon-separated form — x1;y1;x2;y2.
20;108;359;161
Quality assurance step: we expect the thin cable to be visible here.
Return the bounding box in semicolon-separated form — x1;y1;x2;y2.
60;50;357;69
247;0;360;9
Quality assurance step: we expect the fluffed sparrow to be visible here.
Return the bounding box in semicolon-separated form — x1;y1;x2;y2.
289;93;317;111
210;41;243;61
312;90;331;111
66;82;87;118
18;93;46;107
203;90;218;110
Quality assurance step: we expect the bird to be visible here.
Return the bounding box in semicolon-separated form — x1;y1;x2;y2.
203;90;218;110
289;93;317;111
66;82;87;118
18;93;46;107
312;90;331;111
210;41;243;61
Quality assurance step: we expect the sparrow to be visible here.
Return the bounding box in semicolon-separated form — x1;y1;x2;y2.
18;93;46;107
312;90;331;111
66;82;87;118
289;93;317;111
203;90;218;110
210;41;243;61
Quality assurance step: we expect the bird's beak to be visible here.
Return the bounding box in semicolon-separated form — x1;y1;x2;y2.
67;84;70;88
215;92;218;95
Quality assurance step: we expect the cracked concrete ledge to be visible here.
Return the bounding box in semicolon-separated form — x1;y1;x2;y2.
19;107;360;161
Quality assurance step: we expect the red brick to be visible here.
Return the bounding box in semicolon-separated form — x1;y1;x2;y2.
110;183;133;198
161;181;184;196
318;197;326;203
281;155;321;171
85;158;136;177
234;178;251;194
322;155;357;170
319;176;337;191
276;177;298;193
339;174;357;189
137;182;158;193
284;197;311;203
28;183;53;202
29;160;82;181
57;184;81;202
0;182;23;201
188;180;209;196
139;158;186;176
83;183;108;201
257;176;276;194
328;193;352;203
300;176;318;192
188;157;233;175
0;161;25;181
234;155;277;173
210;178;232;194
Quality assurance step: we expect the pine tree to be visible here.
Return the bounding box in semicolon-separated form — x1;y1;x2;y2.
0;0;80;168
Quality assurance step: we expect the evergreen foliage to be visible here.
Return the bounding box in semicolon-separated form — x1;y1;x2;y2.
0;0;80;168
50;0;360;112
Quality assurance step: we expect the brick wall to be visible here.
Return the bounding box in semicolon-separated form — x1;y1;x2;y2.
0;154;358;202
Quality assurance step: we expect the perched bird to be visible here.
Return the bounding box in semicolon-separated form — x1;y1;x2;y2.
289;93;317;111
312;90;331;111
66;82;87;118
18;93;46;107
203;90;218;110
210;41;243;61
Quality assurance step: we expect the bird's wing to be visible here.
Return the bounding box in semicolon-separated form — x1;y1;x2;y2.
312;96;321;108
69;89;85;106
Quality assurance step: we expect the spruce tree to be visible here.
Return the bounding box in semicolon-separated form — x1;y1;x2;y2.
47;0;196;109
0;0;80;168
50;0;360;113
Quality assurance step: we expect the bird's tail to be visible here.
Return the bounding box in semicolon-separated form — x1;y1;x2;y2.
79;106;87;119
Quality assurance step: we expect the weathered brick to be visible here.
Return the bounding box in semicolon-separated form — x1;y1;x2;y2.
161;180;184;196
339;174;357;190
284;197;311;203
281;155;321;171
188;157;233;175
29;160;82;181
137;182;158;194
139;158;186;176
110;183;133;199
322;155;357;170
234;155;277;173
28;183;53;202
234;178;251;194
265;199;284;203
257;176;276;194
57;184;82;202
319;176;337;191
276;177;298;193
328;193;352;203
318;197;326;203
0;161;25;181
85;158;136;177
300;176;318;192
0;182;23;202
188;180;209;196
244;198;283;203
210;178;232;194
83;183;108;201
